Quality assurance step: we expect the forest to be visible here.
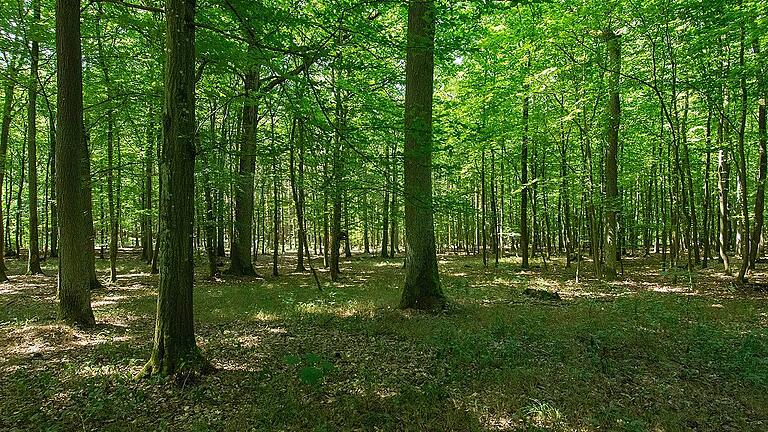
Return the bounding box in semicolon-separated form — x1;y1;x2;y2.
1;0;767;430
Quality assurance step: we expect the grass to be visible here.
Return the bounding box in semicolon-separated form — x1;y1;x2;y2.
1;252;767;431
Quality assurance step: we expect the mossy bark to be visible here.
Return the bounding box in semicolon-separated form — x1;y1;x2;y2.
140;0;208;377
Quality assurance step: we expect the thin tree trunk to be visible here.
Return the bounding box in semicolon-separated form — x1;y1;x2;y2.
736;26;750;283
703;109;713;268
26;0;43;274
271;113;280;277
0;61;17;279
750;39;766;269
521;70;530;269
603;29;621;280
380;148;390;258
289;117;308;272
481;149;487;267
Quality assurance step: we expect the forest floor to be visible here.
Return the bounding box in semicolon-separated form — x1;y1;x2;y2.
1;251;767;431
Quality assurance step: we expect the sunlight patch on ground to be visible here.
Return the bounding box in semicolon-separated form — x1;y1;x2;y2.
0;324;77;357
374;261;402;268
296;299;375;317
92;294;132;308
251;311;280;322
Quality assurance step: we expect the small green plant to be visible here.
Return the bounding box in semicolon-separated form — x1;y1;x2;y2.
283;353;335;386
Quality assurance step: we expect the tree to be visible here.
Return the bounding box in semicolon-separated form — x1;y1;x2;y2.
26;0;43;275
0;60;17;282
228;67;259;276
55;0;95;326
400;0;445;311
603;29;621;281
139;0;209;377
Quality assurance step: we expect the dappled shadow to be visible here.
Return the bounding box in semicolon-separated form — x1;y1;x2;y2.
2;253;768;430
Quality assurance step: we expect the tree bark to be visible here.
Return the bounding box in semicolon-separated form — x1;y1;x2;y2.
702;109;712;268
736;26;750;284
289;117;308;272
750;39;766;269
228;68;259;276
26;0;43;275
0;61;17;280
603;30;621;281
380;148;390;258
521;69;530;269
140;0;208;377
55;0;95;326
400;0;445;310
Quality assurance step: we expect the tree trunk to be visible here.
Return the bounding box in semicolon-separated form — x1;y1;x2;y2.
26;0;43;275
400;0;445;310
49;109;58;259
140;0;208;377
145;117;154;264
380;159;390;258
271;113;280;277
289;117;308;272
330;61;344;281
228;68;258;276
702;109;712;268
750;39;766;269
55;0;95;326
481;149;487;267
718;131;731;273
0;61;17;280
83;133;101;289
521;72;530;269
16;139;26;257
202;110;218;279
736;26;750;284
603;30;621;281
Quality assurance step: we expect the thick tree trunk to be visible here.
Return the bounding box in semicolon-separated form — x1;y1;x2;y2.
603;30;621;281
228;69;258;276
140;0;208;377
55;0;95;326
400;0;445;310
